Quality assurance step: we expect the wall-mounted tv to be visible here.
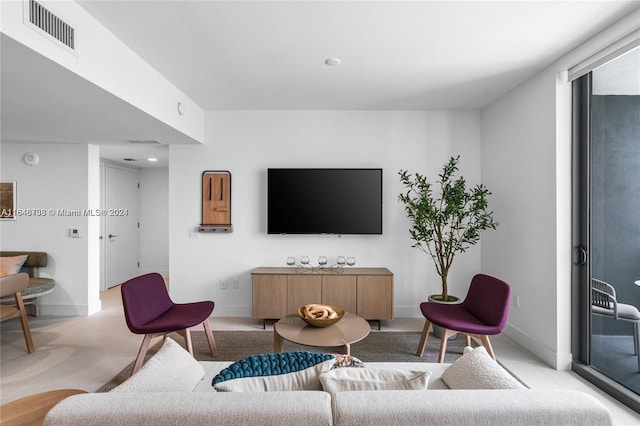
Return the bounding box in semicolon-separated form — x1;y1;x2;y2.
267;168;383;235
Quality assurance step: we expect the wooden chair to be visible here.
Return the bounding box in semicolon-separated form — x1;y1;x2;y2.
592;278;640;369
0;273;35;353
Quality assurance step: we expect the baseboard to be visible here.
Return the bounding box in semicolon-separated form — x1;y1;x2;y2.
392;305;422;318
38;299;102;316
505;323;572;370
213;305;251;317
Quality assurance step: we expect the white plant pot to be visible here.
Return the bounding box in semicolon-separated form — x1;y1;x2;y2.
427;294;461;340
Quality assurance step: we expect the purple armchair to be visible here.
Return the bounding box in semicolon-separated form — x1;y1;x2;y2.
416;273;511;362
121;272;218;375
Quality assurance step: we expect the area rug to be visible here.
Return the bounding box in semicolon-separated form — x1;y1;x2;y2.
97;330;471;392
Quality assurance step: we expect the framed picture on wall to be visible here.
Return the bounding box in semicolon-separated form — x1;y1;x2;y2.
0;181;16;220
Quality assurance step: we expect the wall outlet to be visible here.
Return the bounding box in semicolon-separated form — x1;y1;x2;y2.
220;280;227;290
232;278;240;289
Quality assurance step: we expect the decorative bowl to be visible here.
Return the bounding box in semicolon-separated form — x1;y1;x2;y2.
297;304;345;328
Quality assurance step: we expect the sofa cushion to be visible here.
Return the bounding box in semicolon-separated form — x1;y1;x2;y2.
20;277;56;298
213;352;336;392
0;255;28;276
441;346;525;389
332;389;612;426
45;391;334;426
111;337;205;392
319;367;431;395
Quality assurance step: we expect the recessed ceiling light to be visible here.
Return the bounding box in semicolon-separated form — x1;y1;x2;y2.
325;57;341;66
148;158;158;162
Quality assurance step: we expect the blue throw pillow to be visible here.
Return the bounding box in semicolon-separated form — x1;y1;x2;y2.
212;351;336;392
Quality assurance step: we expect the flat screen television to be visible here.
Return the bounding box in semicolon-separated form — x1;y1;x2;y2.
267;168;383;235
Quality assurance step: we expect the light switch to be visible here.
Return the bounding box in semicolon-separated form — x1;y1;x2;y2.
69;228;81;238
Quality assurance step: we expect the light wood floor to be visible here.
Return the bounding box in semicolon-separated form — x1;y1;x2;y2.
1;287;639;425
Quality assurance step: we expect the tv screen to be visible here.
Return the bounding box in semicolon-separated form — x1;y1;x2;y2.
267;168;383;235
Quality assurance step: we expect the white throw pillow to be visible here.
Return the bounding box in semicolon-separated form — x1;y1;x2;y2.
111;337;205;392
441;346;525;389
0;255;28;276
319;367;431;395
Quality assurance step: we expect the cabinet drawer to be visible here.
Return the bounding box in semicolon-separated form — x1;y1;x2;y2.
357;275;393;319
252;274;286;319
286;275;322;314
321;275;357;314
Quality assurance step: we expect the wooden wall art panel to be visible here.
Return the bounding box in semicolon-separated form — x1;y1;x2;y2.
199;171;232;232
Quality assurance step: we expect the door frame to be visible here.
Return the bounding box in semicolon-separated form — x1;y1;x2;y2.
570;73;640;413
571;73;591;367
99;160;140;291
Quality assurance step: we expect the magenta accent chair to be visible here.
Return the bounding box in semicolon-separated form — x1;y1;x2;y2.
416;273;511;362
121;272;218;375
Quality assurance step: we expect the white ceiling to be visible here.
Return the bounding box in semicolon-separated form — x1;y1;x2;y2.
2;1;640;167
77;0;639;110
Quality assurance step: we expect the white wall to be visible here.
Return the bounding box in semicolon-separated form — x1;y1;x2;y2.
140;167;169;277
169;110;483;317
0;143;101;315
480;7;639;371
481;68;570;368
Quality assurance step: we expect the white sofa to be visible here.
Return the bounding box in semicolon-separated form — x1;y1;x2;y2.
44;339;613;426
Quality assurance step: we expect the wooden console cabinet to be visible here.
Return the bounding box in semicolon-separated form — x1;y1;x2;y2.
251;267;393;320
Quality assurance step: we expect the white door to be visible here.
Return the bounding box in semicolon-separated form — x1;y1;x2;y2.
103;164;140;289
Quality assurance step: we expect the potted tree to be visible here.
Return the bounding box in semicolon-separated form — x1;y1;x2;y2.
398;155;498;303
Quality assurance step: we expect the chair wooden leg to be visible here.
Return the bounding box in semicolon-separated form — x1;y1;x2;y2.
416;320;432;357
132;334;159;375
438;328;453;363
480;335;496;360
15;293;34;353
173;329;194;355
465;334;471;347
203;319;218;356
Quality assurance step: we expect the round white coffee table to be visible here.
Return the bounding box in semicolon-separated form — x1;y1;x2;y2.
274;312;370;355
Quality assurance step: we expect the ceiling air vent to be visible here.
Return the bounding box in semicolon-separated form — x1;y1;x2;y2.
24;0;76;53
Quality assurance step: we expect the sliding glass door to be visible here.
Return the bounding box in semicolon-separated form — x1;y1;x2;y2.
572;47;640;413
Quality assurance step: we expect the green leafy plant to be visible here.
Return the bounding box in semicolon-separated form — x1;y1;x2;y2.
398;156;498;301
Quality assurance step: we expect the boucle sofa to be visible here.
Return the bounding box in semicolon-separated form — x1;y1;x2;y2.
44;338;613;426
